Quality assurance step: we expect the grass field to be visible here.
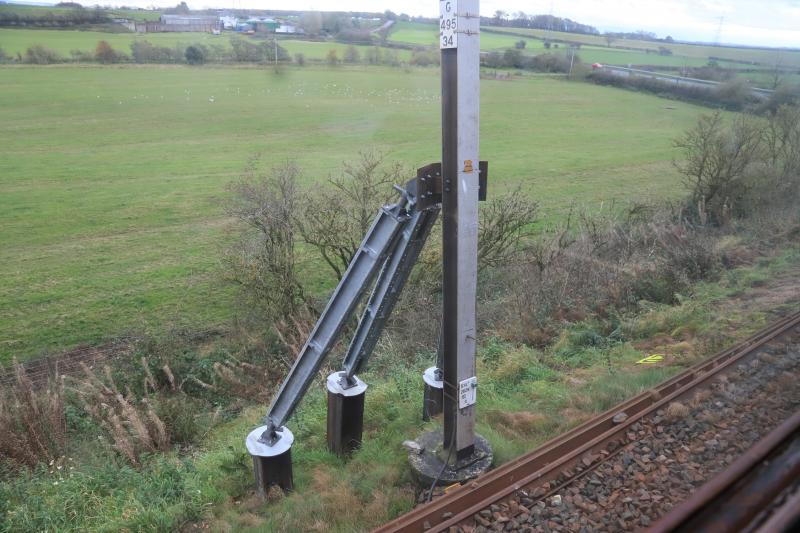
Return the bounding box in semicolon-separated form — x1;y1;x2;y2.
0;28;414;62
484;25;800;68
388;21;800;70
388;21;531;51
0;63;705;362
0;3;162;21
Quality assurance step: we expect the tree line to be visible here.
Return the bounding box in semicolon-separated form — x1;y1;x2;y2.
0;6;110;27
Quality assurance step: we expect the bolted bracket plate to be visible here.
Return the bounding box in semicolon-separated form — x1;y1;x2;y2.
416;161;488;211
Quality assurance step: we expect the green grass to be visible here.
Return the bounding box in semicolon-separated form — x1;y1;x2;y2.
486;25;800;68
0;28;412;62
388;22;800;69
0;63;705;362
5;245;798;531
0;3;161;22
388;21;532;51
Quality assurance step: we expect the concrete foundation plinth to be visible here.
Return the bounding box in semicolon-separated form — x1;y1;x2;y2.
408;429;492;487
246;425;294;495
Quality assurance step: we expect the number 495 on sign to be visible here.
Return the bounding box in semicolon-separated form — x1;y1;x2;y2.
440;0;457;49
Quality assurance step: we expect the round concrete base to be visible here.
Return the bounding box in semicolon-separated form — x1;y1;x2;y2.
408;429;493;487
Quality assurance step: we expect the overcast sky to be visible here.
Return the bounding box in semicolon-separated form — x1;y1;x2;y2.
126;1;799;47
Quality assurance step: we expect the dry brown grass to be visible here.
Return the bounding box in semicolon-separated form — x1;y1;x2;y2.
666;401;690;420
71;362;169;465
211;357;273;403
489;410;549;438
0;361;65;468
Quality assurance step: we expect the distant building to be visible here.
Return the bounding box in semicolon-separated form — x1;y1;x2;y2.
124;14;221;33
246;17;280;33
275;24;301;34
158;15;220;32
220;15;238;30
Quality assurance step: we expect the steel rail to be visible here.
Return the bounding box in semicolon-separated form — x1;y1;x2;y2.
373;309;800;533
753;484;800;532
651;409;800;532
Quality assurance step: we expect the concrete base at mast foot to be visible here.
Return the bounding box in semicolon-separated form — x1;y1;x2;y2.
408;429;492;487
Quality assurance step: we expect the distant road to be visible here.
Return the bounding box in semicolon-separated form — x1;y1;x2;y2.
372;20;395;34
598;64;774;99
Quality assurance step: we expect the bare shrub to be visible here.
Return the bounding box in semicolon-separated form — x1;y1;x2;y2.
478;188;539;268
713;79;755;110
298;151;401;280
24;44;63;64
762;104;800;180
494;204;721;346
0;362;65;468
674;111;764;224
71;363;169;465
224;159;309;324
95;40;123;64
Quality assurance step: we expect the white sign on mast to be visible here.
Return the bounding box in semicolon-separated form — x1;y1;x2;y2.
440;0;458;49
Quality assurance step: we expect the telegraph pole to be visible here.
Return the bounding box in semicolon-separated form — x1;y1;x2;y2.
440;0;479;460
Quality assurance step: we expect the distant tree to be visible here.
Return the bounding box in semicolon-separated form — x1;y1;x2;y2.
24;45;63;64
543;41;551;49
94;40;120;63
130;39;180;63
344;45;360;64
658;46;673;56
770;52;785;90
300;11;322;36
483;51;503;69
55;2;83;8
604;34;616;47
322;12;349;34
326;48;339;65
382;49;400;67
493;10;506;25
229;38;287;63
409;48;439;67
515;40;526;50
294;52;305;66
664;35;675;43
384;10;397;21
174;2;189;14
503;48;523;68
69;48;94;62
337;29;372;44
184;45;205;65
365;46;381;65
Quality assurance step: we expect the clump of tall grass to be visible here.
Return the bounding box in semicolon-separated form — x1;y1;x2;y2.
71;362;169;465
0;361;66;469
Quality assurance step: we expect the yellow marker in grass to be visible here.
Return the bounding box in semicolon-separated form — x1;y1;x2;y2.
637;354;664;364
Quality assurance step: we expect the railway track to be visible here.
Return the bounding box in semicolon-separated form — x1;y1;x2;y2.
375;309;800;533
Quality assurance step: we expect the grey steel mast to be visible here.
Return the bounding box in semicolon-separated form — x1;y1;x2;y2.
440;0;480;459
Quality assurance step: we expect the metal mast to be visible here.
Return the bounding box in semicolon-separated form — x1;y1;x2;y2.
440;0;480;459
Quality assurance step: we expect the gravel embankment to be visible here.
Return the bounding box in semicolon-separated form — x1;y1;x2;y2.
469;332;800;533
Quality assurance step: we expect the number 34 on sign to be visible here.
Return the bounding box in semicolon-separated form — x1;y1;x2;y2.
440;0;458;49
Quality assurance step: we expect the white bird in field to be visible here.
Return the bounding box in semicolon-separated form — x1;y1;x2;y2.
209;96;215;103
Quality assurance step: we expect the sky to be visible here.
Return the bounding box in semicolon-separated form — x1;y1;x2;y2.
87;1;800;47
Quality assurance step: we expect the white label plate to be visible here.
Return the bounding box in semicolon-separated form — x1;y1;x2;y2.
439;0;458;49
458;376;477;409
